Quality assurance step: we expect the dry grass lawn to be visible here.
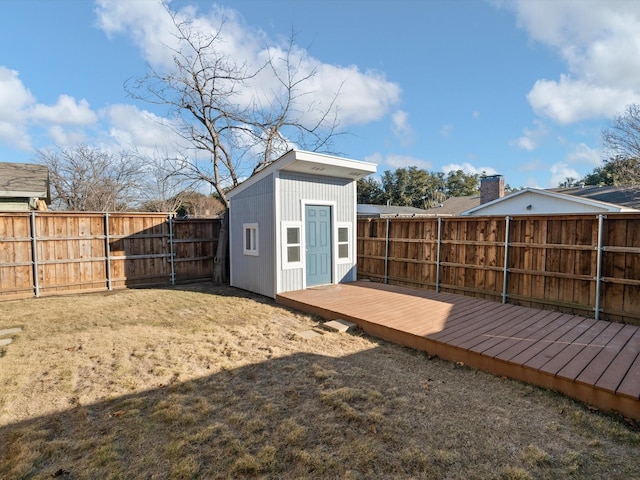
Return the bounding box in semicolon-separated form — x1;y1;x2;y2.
0;283;638;479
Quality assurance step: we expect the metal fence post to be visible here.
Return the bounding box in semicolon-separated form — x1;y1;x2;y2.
104;213;112;291
502;216;511;304
30;211;40;297
384;218;390;284
436;216;442;293
168;213;176;286
594;214;605;320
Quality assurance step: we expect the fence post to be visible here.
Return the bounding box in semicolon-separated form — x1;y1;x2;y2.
594;214;605;320
168;213;176;286
501;216;511;304
30;211;40;298
104;213;112;291
436;216;442;293
384;218;390;284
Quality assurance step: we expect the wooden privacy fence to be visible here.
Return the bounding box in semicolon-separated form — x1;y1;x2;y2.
357;214;640;326
0;212;222;300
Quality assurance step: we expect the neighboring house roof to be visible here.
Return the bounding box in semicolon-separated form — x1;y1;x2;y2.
228;149;377;199
357;204;433;218
421;195;481;216
550;185;640;210
462;187;639;216
0;162;50;202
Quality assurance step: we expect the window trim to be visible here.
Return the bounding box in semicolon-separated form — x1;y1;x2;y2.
281;221;303;269
243;223;259;256
336;222;352;264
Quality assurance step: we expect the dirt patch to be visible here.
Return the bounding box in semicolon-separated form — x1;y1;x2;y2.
0;283;638;479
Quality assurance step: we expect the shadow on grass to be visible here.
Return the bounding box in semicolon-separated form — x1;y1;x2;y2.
1;349;434;479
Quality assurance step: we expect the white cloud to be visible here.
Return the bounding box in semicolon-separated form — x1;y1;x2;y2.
0;67;101;151
365;152;433;171
566;143;602;167
506;1;640;123
550;162;580;186
527;76;640;125
31;95;98;125
510;119;548;151
472;111;480;120
441;162;498;176
391;110;415;146
0;67;34;150
105;104;184;155
95;0;401;128
47;125;88;146
439;124;454;139
95;0;187;69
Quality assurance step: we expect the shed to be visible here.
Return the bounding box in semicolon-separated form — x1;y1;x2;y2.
227;150;377;298
0;162;50;211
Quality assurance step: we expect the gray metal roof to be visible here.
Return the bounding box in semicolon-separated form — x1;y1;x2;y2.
0;162;50;200
550;185;640;210
357;204;434;217
422;195;481;215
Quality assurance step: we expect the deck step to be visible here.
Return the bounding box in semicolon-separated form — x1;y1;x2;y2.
297;330;323;340
322;319;357;333
0;327;22;337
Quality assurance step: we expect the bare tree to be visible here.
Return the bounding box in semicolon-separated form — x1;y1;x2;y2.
36;145;143;212
603;104;640;161
126;11;343;282
599;103;640;184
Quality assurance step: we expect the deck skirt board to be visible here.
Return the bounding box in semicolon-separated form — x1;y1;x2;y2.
277;281;640;420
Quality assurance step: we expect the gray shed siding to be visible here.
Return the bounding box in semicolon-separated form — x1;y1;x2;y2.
278;172;357;293
229;174;275;297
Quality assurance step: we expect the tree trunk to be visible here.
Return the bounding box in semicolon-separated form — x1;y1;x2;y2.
213;209;229;283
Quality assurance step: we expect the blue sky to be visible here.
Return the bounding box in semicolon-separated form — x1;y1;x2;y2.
2;0;640;190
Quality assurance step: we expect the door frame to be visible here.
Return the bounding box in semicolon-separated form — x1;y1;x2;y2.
301;199;336;290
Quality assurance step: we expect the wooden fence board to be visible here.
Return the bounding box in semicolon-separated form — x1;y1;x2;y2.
0;212;221;299
357;214;640;326
0;214;33;297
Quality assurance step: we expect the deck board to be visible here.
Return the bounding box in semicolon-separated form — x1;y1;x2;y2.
576;324;638;386
556;322;625;381
484;311;563;359
538;320;610;376
496;313;574;363
277;281;640;420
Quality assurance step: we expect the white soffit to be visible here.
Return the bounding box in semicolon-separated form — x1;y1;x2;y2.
228;149;377;198
282;158;376;179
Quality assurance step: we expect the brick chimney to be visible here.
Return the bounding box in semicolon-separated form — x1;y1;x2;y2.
480;175;504;204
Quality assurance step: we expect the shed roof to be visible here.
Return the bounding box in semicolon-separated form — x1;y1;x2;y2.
228;150;377;199
0;162;50;201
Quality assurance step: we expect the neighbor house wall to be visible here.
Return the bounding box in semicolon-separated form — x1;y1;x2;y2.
277;172;357;294
469;190;610;216
229;174;275;297
0;198;30;211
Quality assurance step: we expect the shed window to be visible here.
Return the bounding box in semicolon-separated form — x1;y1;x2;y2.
282;222;302;269
243;223;259;256
337;224;351;262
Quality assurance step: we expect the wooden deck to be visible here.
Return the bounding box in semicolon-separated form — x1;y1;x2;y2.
277;281;640;421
